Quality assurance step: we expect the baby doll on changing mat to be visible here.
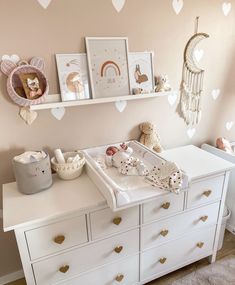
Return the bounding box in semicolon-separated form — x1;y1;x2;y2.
105;143;149;176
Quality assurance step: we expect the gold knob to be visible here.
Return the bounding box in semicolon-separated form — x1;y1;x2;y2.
203;190;212;197
115;274;124;282
162;202;171;210
197;242;204;248
54;235;65;244
114;246;123;253
200;215;208;222
160;229;169;237
159;257;167;264
59;265;69;273
113;217;122;225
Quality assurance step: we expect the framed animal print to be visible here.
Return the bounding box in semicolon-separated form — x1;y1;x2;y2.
85;37;131;98
56;53;90;101
128;52;155;94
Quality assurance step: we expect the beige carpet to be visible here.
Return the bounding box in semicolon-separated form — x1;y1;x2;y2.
171;255;235;285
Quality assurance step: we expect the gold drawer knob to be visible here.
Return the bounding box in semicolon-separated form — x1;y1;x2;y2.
114;246;123;253
203;190;212;197
200;215;208;222
162;202;171;210
160;229;169;237
113;217;122;225
115;274;124;282
159;257;167;264
54;235;65;244
197;242;204;248
59;265;69;273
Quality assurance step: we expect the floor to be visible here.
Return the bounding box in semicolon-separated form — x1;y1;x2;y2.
6;231;235;285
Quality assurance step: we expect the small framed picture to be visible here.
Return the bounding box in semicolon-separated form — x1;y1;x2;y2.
56;53;90;101
128;52;155;94
85;37;130;99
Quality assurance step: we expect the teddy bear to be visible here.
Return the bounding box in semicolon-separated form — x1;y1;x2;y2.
155;75;171;92
216;137;233;154
139;122;163;153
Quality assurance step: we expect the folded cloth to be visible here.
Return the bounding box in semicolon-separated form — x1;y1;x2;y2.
145;161;183;194
14;151;47;164
118;157;149;176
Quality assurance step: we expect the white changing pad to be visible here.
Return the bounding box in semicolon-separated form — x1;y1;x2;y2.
83;141;188;211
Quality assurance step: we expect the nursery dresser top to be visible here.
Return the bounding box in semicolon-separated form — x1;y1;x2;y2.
3;145;234;232
159;145;234;180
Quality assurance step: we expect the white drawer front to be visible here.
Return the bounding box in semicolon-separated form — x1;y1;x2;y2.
143;192;184;223
141;226;216;281
90;206;139;240
26;215;87;260
33;228;139;285
187;175;224;208
142;202;219;250
60;255;139;285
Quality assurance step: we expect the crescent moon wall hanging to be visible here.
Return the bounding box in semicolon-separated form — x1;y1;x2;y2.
180;17;209;125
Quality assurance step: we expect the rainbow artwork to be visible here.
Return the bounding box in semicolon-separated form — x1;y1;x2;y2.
101;60;121;77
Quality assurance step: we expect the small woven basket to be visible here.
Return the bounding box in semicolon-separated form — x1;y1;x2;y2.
51;152;85;180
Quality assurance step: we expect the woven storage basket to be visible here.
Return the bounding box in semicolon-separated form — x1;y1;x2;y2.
1;57;49;106
51;152;85;180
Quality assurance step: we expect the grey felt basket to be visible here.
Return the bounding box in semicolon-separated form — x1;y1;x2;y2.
12;152;53;195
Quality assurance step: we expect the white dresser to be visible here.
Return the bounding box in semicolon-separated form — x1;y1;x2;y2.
2;145;234;285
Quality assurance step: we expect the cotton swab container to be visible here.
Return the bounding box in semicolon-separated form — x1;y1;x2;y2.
51;151;85;180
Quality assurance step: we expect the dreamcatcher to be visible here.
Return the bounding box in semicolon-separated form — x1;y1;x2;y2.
180;17;209;125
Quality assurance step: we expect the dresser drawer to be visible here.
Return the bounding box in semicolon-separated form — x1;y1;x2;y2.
187;175;224;208
26;215;87;260
141;226;216;281
33;228;139;285
142;202;219;250
90;206;139;240
60;255;139;285
143;192;184;223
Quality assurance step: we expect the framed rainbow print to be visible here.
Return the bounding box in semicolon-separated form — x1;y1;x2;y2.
56;53;90;102
85;37;130;99
128;52;155;94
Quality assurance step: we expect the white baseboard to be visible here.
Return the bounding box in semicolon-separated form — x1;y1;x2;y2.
0;270;24;285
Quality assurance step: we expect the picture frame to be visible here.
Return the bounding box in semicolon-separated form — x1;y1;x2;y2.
128;52;155;94
85;37;130;99
56;53;90;102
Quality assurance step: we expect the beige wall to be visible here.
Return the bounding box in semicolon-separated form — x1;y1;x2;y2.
1;0;235;277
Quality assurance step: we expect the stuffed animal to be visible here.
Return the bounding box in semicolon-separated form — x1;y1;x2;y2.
155;75;171;92
139;122;163;153
216;137;233;154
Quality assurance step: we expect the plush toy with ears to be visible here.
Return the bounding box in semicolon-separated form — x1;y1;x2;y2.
139;122;163;153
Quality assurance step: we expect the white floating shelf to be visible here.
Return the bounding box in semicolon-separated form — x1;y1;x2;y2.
30;91;177;111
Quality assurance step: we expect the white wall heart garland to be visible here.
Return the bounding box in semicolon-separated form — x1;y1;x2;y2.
172;0;184;15
187;128;196;139
167;92;178;106
222;2;231;16
51;107;66;120
1;54;20;64
115;100;127;112
37;0;52;9
226;121;234;131
112;0;126;13
211;89;220;100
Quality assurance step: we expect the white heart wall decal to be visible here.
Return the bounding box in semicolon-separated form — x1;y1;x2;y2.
19;107;38;125
168;92;178;106
37;0;52;9
222;2;231;16
112;0;126;12
172;0;184;15
194;49;204;62
187;128;196;139
51;107;65;120
115;100;127;112
211;89;220;100
226;121;234;131
1;54;20;64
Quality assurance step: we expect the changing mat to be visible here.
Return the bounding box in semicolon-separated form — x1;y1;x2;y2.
83;141;189;210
